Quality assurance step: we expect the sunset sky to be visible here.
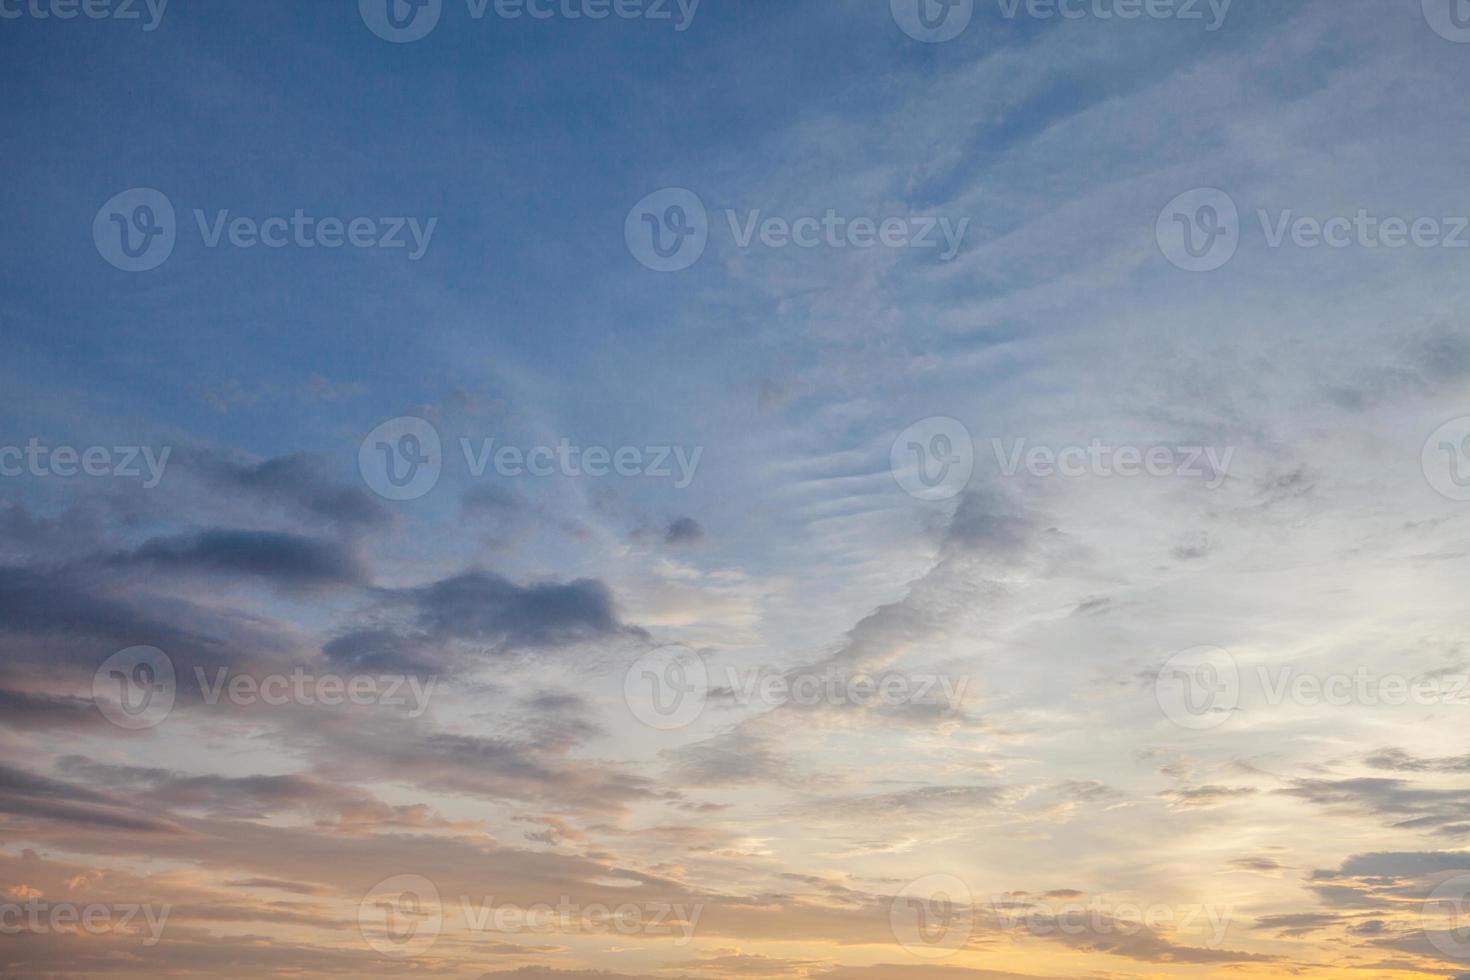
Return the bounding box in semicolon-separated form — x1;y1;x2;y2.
5;1;1470;977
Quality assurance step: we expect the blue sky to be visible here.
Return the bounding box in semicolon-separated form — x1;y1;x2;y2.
6;1;1470;977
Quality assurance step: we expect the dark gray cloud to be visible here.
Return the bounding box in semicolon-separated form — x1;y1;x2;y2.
1312;851;1470;881
320;627;439;675
110;529;368;588
404;569;642;651
1365;747;1470;774
1280;777;1470;835
0;502;110;562
630;516;706;547
0;686;111;731
664;517;705;545
0;763;184;835
0;565;199;649
322;567;642;673
1250;912;1353;937
179;449;391;534
0;564;259;694
52;757;462;831
0;563;321;720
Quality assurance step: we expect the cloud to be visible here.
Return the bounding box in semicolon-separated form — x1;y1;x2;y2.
52;757;469;832
224;878;333;896
663;732;796;786
1230;856;1287;875
109;529;369;589
321;567;645;673
1250;912;1352;937
178;449;391;534
0;563;289;698
664;516;706;545
1365;747;1470;774
1312;851;1470;882
0;687;111;731
404;569;642;651
1280;777;1470;835
799;784;1014;820
1157;785;1260;810
0;763;185;835
299;714;665;813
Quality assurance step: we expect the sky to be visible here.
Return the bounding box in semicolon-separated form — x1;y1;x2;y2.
5;0;1470;977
